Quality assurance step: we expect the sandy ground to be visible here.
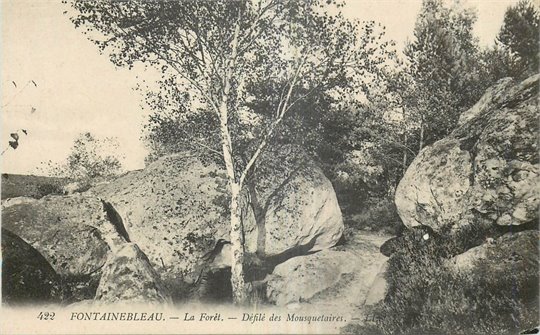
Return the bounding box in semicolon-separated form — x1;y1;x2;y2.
283;231;391;333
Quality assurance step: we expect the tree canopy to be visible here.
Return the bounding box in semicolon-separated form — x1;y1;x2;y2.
68;0;398;303
497;0;539;78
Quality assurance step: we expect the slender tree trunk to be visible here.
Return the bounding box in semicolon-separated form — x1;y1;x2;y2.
215;14;246;305
418;118;424;154
229;182;247;304
247;181;266;257
218;95;247;304
402;133;408;172
218;110;247;304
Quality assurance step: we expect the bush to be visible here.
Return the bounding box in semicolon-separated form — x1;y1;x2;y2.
37;132;124;185
344;197;404;235
363;227;539;335
36;182;63;198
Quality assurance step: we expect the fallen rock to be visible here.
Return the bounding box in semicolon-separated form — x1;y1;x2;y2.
396;75;539;232
266;233;386;307
267;249;347;305
95;243;172;304
1;194;111;301
91;149;344;287
447;230;538;273
1;228;61;304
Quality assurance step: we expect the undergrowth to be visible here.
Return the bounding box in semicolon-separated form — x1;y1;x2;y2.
344;226;539;335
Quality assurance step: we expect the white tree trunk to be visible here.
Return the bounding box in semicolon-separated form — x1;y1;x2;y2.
214;15;247;304
229;182;247;304
218;96;247;304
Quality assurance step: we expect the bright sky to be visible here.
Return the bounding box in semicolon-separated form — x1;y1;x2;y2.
1;0;523;175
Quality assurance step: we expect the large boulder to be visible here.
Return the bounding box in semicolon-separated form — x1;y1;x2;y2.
266;233;386;307
396;75;539;232
90;154;253;286
91;149;344;286
1;228;61;304
447;230;538;274
95;243;172;304
446;230;539;316
1;194;111;301
250;146;344;256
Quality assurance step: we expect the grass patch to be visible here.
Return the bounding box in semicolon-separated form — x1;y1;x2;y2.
354;227;539;335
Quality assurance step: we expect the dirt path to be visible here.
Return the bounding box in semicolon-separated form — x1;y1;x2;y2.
284;231;391;333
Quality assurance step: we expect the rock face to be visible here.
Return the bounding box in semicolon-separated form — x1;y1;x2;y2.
266;233;386;307
90;154;251;286
447;230;538;273
251;147;344;256
91;150;344;287
396;75;539;232
1;228;61;304
1;194;111;301
95;243;172;304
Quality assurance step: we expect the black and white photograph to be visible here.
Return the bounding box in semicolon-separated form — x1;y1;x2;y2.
1;0;539;334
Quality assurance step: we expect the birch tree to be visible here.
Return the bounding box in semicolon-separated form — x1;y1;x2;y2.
68;0;388;303
404;0;485;149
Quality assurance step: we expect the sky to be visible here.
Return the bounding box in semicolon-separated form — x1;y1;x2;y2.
1;0;524;175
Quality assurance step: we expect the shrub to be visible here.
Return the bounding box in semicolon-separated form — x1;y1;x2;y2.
36;182;63;198
363;227;539;335
345;197;404;235
37;132;124;182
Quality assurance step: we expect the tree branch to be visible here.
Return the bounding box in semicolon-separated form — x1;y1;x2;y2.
238;57;304;188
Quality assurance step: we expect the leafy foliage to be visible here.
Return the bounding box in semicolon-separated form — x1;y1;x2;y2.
497;0;539;78
39;132;123;181
360;228;539;335
344;198;403;235
68;0;402;302
2;129;28;156
402;0;489;148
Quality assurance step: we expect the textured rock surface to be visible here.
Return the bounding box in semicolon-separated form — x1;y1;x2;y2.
266;233;387;307
91;154;254;285
252;147;344;255
396;75;539;232
91;150;343;285
1;228;61;304
95;243;172;304
1;194;111;301
2;194;110;277
447;230;538;273
457;77;515;126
